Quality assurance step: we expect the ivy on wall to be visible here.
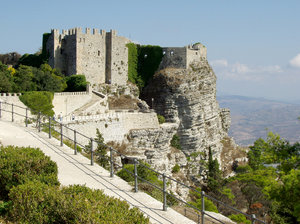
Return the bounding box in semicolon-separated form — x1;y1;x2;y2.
127;44;163;90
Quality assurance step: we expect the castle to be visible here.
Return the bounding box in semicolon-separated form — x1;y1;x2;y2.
46;28;207;86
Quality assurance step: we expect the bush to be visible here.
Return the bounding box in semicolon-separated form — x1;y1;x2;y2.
8;182;149;224
172;164;180;173
229;214;251;224
19;91;54;117
0;145;59;200
235;164;252;173
65;74;87;92
157;114;165;124
171;134;181;150
189;188;219;213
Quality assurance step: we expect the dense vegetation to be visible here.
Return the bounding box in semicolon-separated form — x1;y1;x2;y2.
0;145;149;223
127;44;163;89
198;132;300;223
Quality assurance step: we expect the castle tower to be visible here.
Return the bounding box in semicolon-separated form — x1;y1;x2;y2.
46;28;130;87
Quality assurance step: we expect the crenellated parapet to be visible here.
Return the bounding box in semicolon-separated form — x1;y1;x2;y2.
47;27;129;87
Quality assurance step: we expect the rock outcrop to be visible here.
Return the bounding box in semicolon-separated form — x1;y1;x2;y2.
142;59;232;177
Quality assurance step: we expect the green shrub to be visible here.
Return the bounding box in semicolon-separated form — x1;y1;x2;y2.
229;214;251;224
172;164;180;173
0;145;59;200
8;182;149;224
65;74;87;92
117;162;162;186
171;134;181;150
157;114;165;124
235;164;252;173
19;91;54;117
189;188;219;213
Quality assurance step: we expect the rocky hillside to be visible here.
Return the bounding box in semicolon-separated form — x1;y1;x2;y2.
141;59;237;177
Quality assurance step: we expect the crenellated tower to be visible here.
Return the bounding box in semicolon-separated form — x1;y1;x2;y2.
46;28;130;86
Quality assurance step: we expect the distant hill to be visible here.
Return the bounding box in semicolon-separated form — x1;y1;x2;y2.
217;95;300;146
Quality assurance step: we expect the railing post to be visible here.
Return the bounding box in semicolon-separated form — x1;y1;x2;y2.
163;173;167;211
110;147;114;177
74;130;77;155
60;123;63;146
251;214;256;224
38;112;41;132
11;103;14;122
0;101;2;118
201;191;205;224
25;108;28;127
48;116;51;138
134;158;138;192
90;138;94;165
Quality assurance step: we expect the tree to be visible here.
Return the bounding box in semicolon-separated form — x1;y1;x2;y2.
0;62;13;92
33;64;66;92
207;147;222;192
13;65;36;92
19;91;54;120
269;169;300;223
85;128;108;168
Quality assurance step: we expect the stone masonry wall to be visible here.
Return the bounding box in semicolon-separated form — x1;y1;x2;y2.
76;28;107;85
52;91;92;117
62;111;159;146
109;31;130;85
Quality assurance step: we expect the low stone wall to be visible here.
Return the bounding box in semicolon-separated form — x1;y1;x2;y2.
0;95;31;123
53;91;92;116
61;111;159;145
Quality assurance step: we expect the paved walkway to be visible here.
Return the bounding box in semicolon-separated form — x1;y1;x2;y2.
0;120;195;224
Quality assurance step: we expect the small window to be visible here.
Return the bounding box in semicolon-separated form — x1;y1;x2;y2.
98;51;100;56
195;52;198;55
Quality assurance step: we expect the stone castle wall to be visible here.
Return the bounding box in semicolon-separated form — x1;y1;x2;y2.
47;28;130;87
62;111;159;145
159;44;207;70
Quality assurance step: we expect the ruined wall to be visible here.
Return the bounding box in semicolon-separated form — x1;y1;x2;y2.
159;47;187;70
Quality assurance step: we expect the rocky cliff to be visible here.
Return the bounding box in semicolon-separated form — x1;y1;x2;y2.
141;59;232;177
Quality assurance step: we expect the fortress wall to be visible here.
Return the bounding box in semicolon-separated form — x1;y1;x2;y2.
64;35;77;75
159;47;187;70
52;92;92;116
76;28;107;85
121;112;159;131
62;111;160;145
0;94;31;123
109;31;130;85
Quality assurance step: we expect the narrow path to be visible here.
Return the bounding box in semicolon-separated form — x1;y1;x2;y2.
0;120;195;224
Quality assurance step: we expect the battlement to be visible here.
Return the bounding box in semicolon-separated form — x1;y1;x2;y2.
0;93;22;97
54;91;90;96
51;27;116;37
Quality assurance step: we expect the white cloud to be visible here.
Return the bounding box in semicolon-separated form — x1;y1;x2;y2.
210;59;228;67
231;63;250;74
211;59;282;82
289;54;300;68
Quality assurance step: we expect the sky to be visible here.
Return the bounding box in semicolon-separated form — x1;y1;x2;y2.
1;0;300;102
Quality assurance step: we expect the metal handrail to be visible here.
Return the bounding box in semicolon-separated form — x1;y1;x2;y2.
0;100;265;224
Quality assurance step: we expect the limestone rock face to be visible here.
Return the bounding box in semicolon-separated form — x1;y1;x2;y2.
142;60;231;170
